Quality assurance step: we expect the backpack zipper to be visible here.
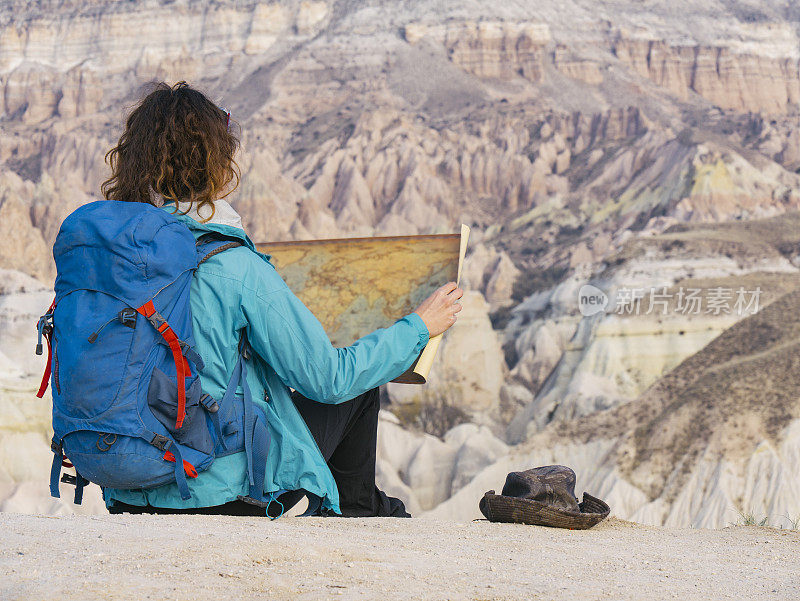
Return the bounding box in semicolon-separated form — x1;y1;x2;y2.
53;339;61;394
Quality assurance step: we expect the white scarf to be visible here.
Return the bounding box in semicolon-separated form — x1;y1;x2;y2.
149;188;244;231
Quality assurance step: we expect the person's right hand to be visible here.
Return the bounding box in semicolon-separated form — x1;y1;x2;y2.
413;282;464;337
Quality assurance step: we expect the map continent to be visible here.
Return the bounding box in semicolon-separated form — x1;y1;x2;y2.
256;234;461;348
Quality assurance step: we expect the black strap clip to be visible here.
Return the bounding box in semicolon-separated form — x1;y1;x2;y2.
199;394;219;413
150;433;172;452
145;310;167;331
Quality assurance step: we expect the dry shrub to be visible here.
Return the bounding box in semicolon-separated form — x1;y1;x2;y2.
392;386;469;439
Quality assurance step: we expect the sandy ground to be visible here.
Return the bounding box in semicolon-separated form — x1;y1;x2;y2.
1;513;798;601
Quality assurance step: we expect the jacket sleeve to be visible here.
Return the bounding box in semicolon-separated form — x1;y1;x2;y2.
241;273;430;404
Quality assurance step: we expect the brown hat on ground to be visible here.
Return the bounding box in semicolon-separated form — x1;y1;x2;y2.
479;465;610;529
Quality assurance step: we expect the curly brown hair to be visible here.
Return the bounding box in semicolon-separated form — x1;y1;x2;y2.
101;81;240;221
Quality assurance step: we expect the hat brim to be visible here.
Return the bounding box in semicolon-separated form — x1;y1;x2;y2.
479;491;610;529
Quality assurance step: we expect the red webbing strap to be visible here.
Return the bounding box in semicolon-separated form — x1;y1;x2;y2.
36;298;56;399
36;334;52;398
137;300;189;430
138;300;156;318
163;450;198;478
159;325;188;429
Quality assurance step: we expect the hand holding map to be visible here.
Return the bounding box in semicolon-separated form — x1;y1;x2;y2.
412;282;464;337
257;224;470;384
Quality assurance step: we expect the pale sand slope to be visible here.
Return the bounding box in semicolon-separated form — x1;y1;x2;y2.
1;513;797;601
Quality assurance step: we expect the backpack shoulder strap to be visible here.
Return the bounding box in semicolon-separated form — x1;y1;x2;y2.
195;233;243;266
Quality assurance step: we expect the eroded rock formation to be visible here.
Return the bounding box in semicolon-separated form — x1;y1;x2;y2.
3;0;800;525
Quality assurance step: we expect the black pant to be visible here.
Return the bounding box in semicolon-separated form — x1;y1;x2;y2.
108;387;409;517
289;387;409;517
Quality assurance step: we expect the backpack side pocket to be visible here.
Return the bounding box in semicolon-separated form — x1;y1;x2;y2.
147;367;214;456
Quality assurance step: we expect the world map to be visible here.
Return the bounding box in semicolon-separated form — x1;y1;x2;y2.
256;233;462;349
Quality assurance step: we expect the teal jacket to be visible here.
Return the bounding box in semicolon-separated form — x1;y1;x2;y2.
106;206;429;514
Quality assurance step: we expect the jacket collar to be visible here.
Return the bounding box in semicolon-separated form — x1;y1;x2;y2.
159;199;272;262
173;199;244;230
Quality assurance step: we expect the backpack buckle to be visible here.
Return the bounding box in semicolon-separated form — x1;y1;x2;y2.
199;394;219;413
150;433;172;452
50;438;62;455
145;312;167;330
36;316;53;355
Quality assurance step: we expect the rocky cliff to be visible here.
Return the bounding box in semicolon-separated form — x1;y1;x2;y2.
432;277;800;528
2;0;800;526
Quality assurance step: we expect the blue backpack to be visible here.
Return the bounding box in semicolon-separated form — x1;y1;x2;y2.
36;200;272;507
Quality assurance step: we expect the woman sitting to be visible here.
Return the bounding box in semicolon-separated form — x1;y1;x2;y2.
103;81;463;518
